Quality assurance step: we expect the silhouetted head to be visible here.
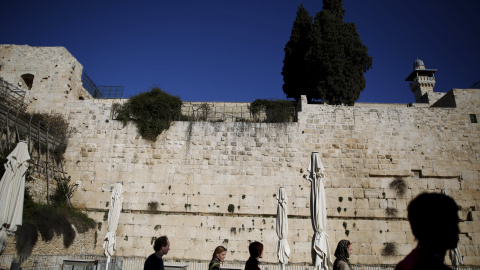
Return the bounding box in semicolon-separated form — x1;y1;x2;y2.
408;193;459;251
248;241;264;259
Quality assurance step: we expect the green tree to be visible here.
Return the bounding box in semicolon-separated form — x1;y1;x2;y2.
282;0;372;105
282;4;317;101
311;0;372;105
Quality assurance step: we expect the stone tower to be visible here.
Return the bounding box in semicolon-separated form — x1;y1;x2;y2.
405;58;437;103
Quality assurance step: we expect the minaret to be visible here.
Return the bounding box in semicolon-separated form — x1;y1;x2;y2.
405;58;437;103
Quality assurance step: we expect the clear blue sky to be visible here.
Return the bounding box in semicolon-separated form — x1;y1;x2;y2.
1;0;479;104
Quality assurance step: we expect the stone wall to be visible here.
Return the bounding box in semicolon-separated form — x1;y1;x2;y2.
0;44;92;113
51;93;479;265
0;45;479;266
25;176;57;205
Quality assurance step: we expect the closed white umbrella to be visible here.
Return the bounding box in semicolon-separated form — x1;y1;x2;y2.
0;141;30;254
441;190;463;269
276;187;290;270
307;152;333;270
449;247;463;270
103;183;123;270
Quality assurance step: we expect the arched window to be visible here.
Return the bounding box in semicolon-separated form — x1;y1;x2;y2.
20;73;34;90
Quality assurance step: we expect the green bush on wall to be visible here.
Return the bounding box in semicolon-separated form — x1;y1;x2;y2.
113;87;183;141
248;99;296;123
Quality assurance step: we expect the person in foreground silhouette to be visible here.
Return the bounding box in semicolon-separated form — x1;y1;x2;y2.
244;241;263;270
144;236;170;270
395;193;460;270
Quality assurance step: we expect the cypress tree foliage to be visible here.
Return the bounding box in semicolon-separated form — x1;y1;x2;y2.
282;0;372;105
311;0;372;105
282;4;317;101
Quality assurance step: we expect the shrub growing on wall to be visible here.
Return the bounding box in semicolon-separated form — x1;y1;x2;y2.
29;113;69;143
50;176;77;206
389;178;407;197
21;112;69;163
381;242;398;256
248;99;296;123
114;87;183;141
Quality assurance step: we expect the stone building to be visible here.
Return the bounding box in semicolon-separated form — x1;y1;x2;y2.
0;44;479;266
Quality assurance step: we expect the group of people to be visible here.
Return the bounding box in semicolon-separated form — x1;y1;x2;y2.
144;238;264;270
145;192;460;270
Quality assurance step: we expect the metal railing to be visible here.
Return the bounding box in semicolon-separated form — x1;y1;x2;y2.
110;104;297;123
0;254;122;270
2;255;478;270
0;101;68;204
178;106;297;123
0;77;27;112
471;80;480;89
81;72;123;99
97;85;124;99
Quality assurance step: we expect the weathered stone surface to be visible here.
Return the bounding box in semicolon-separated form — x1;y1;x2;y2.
0;45;479;266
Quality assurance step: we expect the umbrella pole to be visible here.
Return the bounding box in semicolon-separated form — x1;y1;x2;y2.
106;256;111;270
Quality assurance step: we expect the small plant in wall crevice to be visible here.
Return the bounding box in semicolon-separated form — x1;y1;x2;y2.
148;201;158;211
385;207;398;217
381;242;398;256
389;178;407;197
151;237;157;245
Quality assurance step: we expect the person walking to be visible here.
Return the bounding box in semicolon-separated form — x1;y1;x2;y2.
333;240;352;270
144;236;170;270
209;246;227;270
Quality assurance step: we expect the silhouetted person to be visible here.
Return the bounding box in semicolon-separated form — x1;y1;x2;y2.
395;193;460;270
144;236;170;270
244;241;263;270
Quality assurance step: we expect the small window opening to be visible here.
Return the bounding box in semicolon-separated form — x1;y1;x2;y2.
79;96;85;100
470;114;477;123
20;73;34;90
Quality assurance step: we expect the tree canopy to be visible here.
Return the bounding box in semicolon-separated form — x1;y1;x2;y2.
282;0;372;105
281;4;316;101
